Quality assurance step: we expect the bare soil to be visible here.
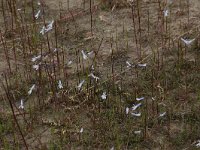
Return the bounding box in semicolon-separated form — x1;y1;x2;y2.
1;0;200;149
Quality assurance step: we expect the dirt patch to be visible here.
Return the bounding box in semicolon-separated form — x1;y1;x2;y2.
43;0;99;10
44;0;83;10
1;0;200;149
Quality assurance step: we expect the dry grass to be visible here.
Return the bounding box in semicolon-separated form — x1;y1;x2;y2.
0;0;200;149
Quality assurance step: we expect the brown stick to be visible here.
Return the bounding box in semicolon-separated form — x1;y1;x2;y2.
1;74;29;150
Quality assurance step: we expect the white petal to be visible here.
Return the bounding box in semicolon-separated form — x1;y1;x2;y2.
67;60;73;65
159;112;166;117
53;48;58;52
87;51;94;56
132;103;142;111
18;99;24;109
110;147;114;150
181;38;195;45
58;80;63;89
138;63;147;67
91;65;94;70
196;140;200;147
101;92;107;100
126;107;129;114
32;55;41;62
40;20;54;34
28;84;36;95
40;26;46;35
131;112;141;117
48;20;54;28
81;50;88;60
33;65;39;70
136;97;144;101
163;10;168;17
80;128;83;133
88;73;100;81
126;61;132;68
78;80;85;90
134;130;141;134
35;10;41;19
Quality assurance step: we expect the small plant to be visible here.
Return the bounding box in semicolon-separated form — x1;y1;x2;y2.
0;0;200;149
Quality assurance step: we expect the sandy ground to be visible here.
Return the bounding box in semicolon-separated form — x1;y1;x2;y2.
43;0;99;10
0;0;200;95
43;0;83;10
0;0;200;149
0;60;7;73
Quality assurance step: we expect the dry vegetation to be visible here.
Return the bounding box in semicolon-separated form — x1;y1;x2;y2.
1;0;200;149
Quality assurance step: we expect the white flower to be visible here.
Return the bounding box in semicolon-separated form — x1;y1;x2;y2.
19;99;24;109
40;20;54;35
136;97;144;101
126;107;129;114
126;61;132;68
32;55;41;62
87;51;94;56
53;48;58;52
88;73;99;81
28;84;36;95
134;130;141;134
33;64;39;70
196;140;200;148
138;63;147;67
81;50;88;60
132;103;142;111
163;9;168;17
80;128;83;133
58;80;63;89
159;112;166;117
35;10;41;19
110;147;114;150
38;1;41;5
91;65;94;70
78;80;85;90
45;20;54;32
40;26;46;35
101;92;107;100
131;112;141;117
181;38;195;46
67;60;73;66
